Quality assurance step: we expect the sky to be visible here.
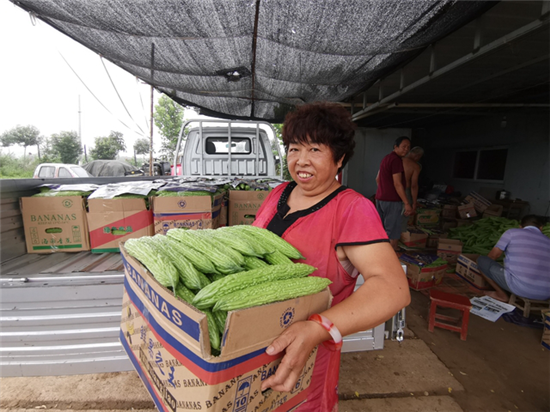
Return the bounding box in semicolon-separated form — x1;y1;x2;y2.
0;1;199;160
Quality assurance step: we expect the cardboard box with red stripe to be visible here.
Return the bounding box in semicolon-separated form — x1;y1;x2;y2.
153;193;223;234
87;198;153;253
399;252;448;291
119;245;330;412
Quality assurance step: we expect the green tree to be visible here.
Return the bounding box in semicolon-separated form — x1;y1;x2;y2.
39;137;61;163
271;123;291;181
133;137;150;164
90;131;126;160
50;131;82;164
153;95;184;157
0;125;42;159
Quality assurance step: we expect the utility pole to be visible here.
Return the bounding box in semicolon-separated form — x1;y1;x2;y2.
78;95;87;163
149;43;155;177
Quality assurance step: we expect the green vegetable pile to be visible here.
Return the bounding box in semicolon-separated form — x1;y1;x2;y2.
223;178;275;191
33;189;93;197
156;190;215;197
447;217;520;255
423;257;448;268
124;226;329;356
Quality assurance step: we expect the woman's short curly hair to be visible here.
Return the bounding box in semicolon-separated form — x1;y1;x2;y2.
282;102;357;172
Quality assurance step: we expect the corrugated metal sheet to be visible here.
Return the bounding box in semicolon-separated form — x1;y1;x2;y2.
0;252;132;377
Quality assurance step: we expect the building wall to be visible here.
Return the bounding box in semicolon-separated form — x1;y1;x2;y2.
347;113;549;217
417;112;549;216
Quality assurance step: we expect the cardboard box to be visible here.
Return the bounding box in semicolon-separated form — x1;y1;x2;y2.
441;204;458;219
457;202;477;219
420;229;445;249
437;238;463;264
441;218;458;232
464;191;492;214
219;196;228;227
483;204;504;218
228;190;270;226
455;218;474;227
119;245;331;412
399;252;448;290
87;198;153;253
455;254;490;290
20;196;90;253
400;228;428;248
415;208;441;226
153;193;223;234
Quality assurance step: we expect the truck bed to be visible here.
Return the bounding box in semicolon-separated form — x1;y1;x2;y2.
0;177;163;377
0;251;132;377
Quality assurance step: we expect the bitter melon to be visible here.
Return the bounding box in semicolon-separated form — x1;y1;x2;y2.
213;276;332;311
168;229;243;274
165;229;221;274
192;263;316;309
234;225;305;260
147;235;211;290
124;238;179;292
175;284;220;351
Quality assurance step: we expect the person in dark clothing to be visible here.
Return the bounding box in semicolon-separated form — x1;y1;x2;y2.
375;136;412;250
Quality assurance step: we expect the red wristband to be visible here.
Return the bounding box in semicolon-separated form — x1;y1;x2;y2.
308;313;343;350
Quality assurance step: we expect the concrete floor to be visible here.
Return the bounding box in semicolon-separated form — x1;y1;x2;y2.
1;289;548;412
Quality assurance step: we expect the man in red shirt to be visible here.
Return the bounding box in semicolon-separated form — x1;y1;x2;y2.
375;136;412;250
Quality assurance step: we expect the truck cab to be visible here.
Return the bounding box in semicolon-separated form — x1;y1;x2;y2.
173;120;283;179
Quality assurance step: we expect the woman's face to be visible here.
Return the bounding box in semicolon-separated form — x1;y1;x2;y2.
287;140;343;196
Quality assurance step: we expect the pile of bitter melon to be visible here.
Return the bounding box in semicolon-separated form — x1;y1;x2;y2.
124;226;330;354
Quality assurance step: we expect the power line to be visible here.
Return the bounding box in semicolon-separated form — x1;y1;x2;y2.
57;50;147;139
100;56;147;137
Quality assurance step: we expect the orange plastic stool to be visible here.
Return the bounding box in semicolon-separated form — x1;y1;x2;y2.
428;290;472;341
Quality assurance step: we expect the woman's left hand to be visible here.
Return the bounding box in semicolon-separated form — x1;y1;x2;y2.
260;320;328;392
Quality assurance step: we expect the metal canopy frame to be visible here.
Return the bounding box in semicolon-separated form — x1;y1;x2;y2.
351;1;550;128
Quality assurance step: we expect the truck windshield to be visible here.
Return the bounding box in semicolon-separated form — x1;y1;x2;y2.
205;137;251;154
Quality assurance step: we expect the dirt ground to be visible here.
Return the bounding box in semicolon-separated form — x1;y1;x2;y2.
400;289;550;412
1;289;548;412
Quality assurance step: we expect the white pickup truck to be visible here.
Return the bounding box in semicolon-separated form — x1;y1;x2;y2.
172;120;283;179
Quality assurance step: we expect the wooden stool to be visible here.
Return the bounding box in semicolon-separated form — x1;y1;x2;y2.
428;290;472;341
508;294;550;318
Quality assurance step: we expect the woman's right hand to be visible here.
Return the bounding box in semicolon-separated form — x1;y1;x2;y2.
261;320;330;392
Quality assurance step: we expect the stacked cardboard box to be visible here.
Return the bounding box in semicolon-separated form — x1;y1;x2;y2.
455;254;490;289
20;196;90;254
457;202;477;219
400;228;428;248
399;253;448;290
441;218;458;232
464;191;492;214
228;190;270;226
153;193;223;234
421;229;445;249
119;246;331;412
483;204;504;218
437;238;463;264
440;204;458;219
415;208;441;227
87;198;153;253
